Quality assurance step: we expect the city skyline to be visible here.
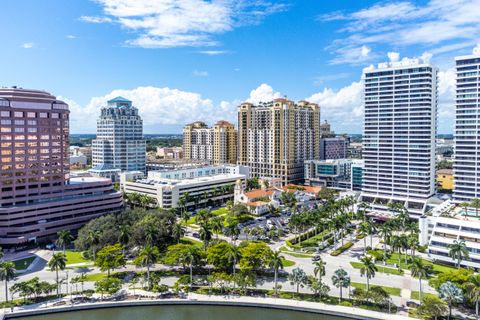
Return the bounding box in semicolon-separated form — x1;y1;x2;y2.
2;0;480;134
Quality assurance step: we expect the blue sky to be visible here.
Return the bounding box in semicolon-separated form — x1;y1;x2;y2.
1;0;479;134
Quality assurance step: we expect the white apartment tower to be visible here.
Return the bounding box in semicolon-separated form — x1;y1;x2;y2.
92;97;146;172
361;58;438;217
238;98;321;184
453;46;480;202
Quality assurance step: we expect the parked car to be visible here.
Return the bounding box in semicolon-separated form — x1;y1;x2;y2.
192;233;200;239
311;255;321;262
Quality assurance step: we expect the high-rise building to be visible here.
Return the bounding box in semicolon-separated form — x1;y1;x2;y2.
238;98;321;184
0;88;123;245
183;120;237;165
453;47;480;203
320;137;348;160
361;58;438;217
92;97;146;172
320;120;332;136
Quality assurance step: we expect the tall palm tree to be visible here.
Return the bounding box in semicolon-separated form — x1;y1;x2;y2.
360;255;377;291
225;244;240;286
48;252;67;297
313;258;326;284
199;223;212;252
465;274;480;317
210;216;224;239
0;261;16;303
172;223;185;243
87;230;100;261
268;251;284;295
181;246;200;288
118;225;130;253
448;240;469;268
56;230;73;253
378;223;392;265
411;257;430;303
358;222;370;255
439;282;464;320
135;244;160;290
332;268;350;302
470;198;480;217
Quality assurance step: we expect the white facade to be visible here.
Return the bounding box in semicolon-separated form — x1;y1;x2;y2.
121;167;247;209
419;215;480;269
361;58;438;217
92;97;146;172
453;47;480;203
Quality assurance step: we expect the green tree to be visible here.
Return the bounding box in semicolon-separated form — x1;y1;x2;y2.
358;222;370;255
210;216;224;239
416;295;448;320
359;255;377;291
464;274;480;317
56;230;73;253
134;244;160;290
48;252;67;297
172;223;185;243
332;268;350;302
206;242;234;271
447;240;469;268
86;230;101;262
378;223;392;265
225;244;241;286
0;261;16;303
118;225;131;250
268;250;284;295
307;276;330;298
313;258;326;284
410;258;431;303
288;267;307;296
95;244;126;277
199;222;212;252
233;271;256;295
180;245;202;288
239;242;272;272
439;282;463;320
94;278;122;299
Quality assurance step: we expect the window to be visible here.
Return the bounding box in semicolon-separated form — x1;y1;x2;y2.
14;111;24;118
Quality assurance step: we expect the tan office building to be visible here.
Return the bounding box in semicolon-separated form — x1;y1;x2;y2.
183;120;237;165
238;98;321;184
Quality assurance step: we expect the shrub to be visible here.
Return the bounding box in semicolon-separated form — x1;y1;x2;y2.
356;234;365;240
330;242;354;256
339;301;352;307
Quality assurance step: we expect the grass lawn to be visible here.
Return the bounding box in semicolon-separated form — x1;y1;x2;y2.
180;237;203;247
13;256;36;270
282;251;312;258
410;291;437;300
212;208;228;215
84;273;107;282
65;251;91;265
350;262;404;276
281;258;296;267
351;282;401;297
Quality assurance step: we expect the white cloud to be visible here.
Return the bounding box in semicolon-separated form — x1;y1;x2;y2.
81;0;287;48
66;35;77;39
198;50;229;55
66;86;237;133
79;16;112;23
387;51;400;62
21;42;34;49
330;45;373;65
246;83;282;103
192;70;209;77
313;73;350;86
321;0;480;64
307;82;364;132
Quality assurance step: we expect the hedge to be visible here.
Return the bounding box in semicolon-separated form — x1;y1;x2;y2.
330;241;354;256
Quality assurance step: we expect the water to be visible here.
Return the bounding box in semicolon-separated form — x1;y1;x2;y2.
13;304;350;320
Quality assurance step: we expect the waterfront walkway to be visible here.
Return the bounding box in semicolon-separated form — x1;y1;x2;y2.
3;293;411;320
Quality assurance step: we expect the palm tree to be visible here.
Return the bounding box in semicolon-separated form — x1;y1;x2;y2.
439;282;464;320
225;244;240;283
0;261;16;303
410;258;431;303
210;216;224;239
464;274;480;317
332;268;350;302
56;230;73;253
288;267;307;296
366;219;376;248
199;223;212;252
181;246;200;288
447;240;469;268
178;192;190;213
118;225;130;252
135;244;160;290
470;198;480;217
87;230;100;261
359;255;377;291
313;258;326;284
358;222;369;255
460;202;470;217
172;223;185;243
378;223;392;265
48;252;67;297
390;235;403;270
268;251;284;295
